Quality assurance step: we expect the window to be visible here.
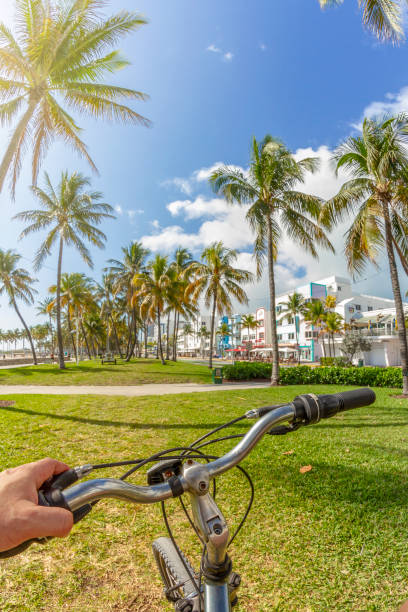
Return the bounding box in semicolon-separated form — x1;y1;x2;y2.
338;286;342;291
355;304;361;311
305;331;318;339
258;332;265;340
257;319;264;326
367;306;373;312
277;334;282;341
288;333;295;340
287;316;294;325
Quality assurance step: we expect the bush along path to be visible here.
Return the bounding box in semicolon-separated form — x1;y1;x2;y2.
222;363;403;388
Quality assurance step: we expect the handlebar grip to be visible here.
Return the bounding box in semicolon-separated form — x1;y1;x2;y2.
318;388;376;419
293;387;376;424
0;485;91;559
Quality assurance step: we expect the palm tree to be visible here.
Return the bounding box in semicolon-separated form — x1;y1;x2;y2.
211;135;333;384
240;314;259;360
0;249;37;364
216;321;230;358
36;296;56;352
323;115;408;396
304;300;328;359
325;311;344;358
318;0;405;43
181;322;194;356
168;248;197;361
132;255;171;366
96;273;123;358
0;0;149;197
197;325;210;358
106;242;150;361
188;242;253;369
14;171;114;369
278;293;307;364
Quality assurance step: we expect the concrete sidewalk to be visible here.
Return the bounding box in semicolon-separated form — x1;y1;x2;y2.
0;381;270;396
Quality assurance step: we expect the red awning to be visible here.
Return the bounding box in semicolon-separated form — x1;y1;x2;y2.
225;348;244;352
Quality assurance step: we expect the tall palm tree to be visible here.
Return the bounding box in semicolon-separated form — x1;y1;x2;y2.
14;171;114;369
106;242;150;361
318;0;405;43
168;248;197;361
36;296;56;352
323;115;408;396
96;273;123;358
304;300;328;359
197;325;211;358
325;311;344;358
216;321;230;358
211;135;333;385
240;314;259;360
132;255;171;366
0;249;37;364
188;242;253;369
0;0;149;197
278;293;307;364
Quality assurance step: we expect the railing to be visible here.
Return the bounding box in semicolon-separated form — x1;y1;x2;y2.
356;328;397;337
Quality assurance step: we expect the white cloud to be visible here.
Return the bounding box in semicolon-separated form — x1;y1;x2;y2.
127;209;144;219
352;85;408;130
161;162;245;197
161;177;193;195
167;196;229;219
206;44;234;62
115;204;123;214
151;219;160;229
259;42;267;51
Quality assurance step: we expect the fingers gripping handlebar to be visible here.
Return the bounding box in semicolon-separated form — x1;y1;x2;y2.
0;388;376;559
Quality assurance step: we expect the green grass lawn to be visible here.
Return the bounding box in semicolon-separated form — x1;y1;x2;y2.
0;385;408;611
0;358;212;386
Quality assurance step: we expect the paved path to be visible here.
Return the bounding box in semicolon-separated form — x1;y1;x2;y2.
0;382;270;396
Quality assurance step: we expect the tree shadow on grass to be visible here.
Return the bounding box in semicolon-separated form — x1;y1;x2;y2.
0;404;248;431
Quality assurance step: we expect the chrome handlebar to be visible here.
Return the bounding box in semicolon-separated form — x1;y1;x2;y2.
62;402;296;511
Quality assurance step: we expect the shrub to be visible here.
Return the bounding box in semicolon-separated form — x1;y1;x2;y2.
320;357;350;367
222;362;402;388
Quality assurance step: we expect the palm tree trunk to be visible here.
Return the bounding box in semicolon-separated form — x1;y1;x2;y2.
172;311;177;361
110;315;123;358
174;312;180;362
0;97;38;195
11;296;37;365
209;297;217;369
144;323;148;358
267;216;279;386
80;321;92;359
67;310;77;359
166;311;171;360
295;320;300;365
157;308;165;365
56;237;65;369
383;200;408;396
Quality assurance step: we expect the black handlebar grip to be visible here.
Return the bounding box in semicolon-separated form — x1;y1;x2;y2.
318;388;376;419
293;387;376;424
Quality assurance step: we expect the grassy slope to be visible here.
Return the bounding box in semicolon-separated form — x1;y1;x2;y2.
0;385;407;611
0;359;212;386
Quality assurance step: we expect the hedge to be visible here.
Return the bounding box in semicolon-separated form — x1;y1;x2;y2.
222;362;402;388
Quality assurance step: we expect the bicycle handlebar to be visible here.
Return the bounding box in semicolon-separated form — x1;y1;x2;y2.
0;387;376;558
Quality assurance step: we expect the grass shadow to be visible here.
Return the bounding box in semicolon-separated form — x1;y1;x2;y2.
0;404;248;431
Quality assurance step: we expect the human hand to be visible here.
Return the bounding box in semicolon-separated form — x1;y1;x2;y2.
0;458;74;553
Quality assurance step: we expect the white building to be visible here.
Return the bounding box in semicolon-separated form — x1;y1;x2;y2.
176;315;212;357
240;275;407;366
274;275;402;363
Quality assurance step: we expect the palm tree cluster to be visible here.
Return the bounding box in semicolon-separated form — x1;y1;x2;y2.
1;239;253;369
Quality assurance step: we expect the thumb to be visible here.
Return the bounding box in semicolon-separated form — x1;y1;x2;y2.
24;504;74;539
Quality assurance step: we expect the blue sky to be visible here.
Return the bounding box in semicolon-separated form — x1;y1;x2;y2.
1;0;408;329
